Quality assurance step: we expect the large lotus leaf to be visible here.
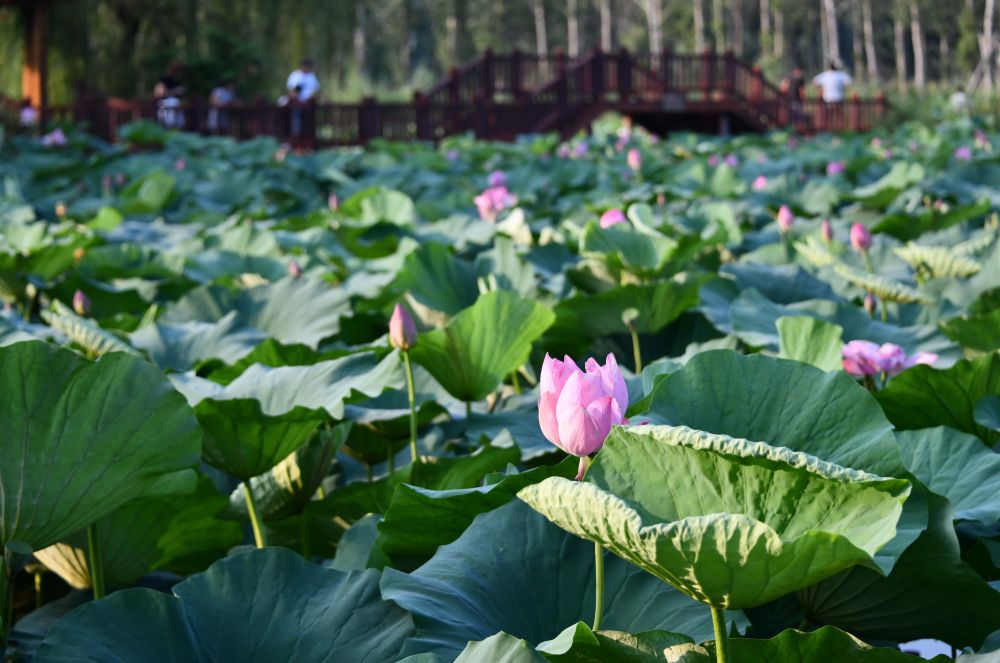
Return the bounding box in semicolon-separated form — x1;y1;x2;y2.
798;492;1000;649
160;277;351;349
580;221;678;275
645;351;907;477
519;425;910;610
940;309;1000;353
375;458;576;564
875;353;1000;446
0;341;201;551
976;395;1000;433
395;243;479;316
131;311;267;371
34;475;240;589
776;315;844;371
664;626;951;662
33;548;414;663
896;427;1000;525
119;171;176;214
381;501;733;660
721;263;838;304
409;291;555;402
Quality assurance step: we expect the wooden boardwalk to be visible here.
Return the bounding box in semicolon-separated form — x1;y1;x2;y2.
7;50;886;148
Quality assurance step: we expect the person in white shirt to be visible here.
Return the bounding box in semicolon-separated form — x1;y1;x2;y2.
286;59;320;102
812;62;853;103
285;59;320;149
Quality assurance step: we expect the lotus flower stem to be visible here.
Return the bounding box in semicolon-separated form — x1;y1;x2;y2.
403;350;419;463
879;299;888;324
243;481;268;548
86;523;106;599
386;441;395;475
510;370;522;395
0;560;11;645
34;569;42;609
711;605;730;663
593;541;604;632
628;324;642;373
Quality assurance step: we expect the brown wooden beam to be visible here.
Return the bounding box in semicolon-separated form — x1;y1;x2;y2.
21;0;49;108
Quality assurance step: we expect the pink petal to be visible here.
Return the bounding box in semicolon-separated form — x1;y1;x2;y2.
597;353;629;411
554;401;605;456
556;371;605;418
538;391;561;447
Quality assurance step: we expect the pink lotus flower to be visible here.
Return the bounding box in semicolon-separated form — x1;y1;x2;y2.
174;158;186;172
842;340;937;378
826;161;846;176
723;154;739;167
288;260;303;278
707;154;721;167
954;146;973;161
752;175;768;191
777;205;794;232
871;137;883;148
626;148;642;173
41;128;67;147
821;219;834;243
600;209;627;228
574;142;589;157
474;185;517;222
539;353;628;478
72;289;91;316
488;170;507;188
389;303;418;351
850;223;872;252
557;145;571;159
975;130;991;150
328;193;339;211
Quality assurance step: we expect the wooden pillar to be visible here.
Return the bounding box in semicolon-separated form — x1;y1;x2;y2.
22;0;50;109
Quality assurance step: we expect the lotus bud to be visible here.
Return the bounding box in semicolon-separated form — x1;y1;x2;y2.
708;154;721;167
328;193;339;211
101;174;112;197
626;148;642;173
174;158;186;172
55;202;67;218
752;175;768;191
776;205;794;232
288;260;303;278
656;192;666;206
954;146;972;161
73;247;86;262
724;154;739;167
488;170;507;188
864;293;877;317
826;161;846;176
389;304;418;351
114;172;126;186
574;142;589;158
850;222;872;253
557;145;571;159
821;219;833;243
538;353;628;479
600;209;627;229
72;289;91;316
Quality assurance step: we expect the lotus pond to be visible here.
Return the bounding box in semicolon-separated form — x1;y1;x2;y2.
0;119;999;662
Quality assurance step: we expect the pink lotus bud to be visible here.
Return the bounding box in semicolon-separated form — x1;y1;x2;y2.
842;340;881;377
871;137;883;148
864;293;877;317
600;209;627;229
55;202;67;218
389;303;418;351
954;146;972;161
752;175;768;191
707;154;721;167
328;193;339;211
821;219;833;243
174;158;186;172
288;260;303;278
114;172;126;186
656;192;666;206
724;154;739;167
776;205;794;232
626;148;642;173
574;142;589;158
850;223;872;252
73;247;85;262
538;353;628;463
826;161;846;176
488;170;507;188
72;289;91;316
557;145;571;159
101;175;112;196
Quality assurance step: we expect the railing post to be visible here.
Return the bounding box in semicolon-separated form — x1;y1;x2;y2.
555;48;567;74
849;93;861;131
661;48;672;91
701;48;715;98
591;48;605;100
875;92;886;122
414;92;431;140
446;68;460;133
750;65;763;104
511;49;523;98
618;47;632;101
359;96;378;145
723;50;736;97
482;49;495;101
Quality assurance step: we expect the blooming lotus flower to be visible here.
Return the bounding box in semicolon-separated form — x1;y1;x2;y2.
752;175;768;191
488;170;507;188
707;154;721;167
288;260;303;278
954;146;972;161
626;148;642;173
723;154;739;167
539;353;628;478
389;304;418;351
850;223;872;252
600;209;627;228
574;142;589;157
827;161;846;176
41;128;67;147
474;185;517;222
842;340;937;378
821;219;833;243
776;205;794;232
72;289;91;316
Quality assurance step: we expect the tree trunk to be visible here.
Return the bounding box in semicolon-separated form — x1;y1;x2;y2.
353;3;367;86
532;0;549;57
774;6;784;57
820;0;831;64
862;0;878;79
760;0;771;56
909;1;925;89
851;0;864;80
894;9;908;89
940;33;950;84
567;0;579;57
822;0;841;64
644;0;664;54
694;0;707;51
713;0;726;51
980;0;996;90
730;0;744;56
599;0;613;50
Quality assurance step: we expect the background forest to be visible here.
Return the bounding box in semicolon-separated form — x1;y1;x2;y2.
1;0;998;106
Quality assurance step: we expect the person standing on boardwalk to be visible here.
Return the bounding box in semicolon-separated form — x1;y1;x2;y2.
286;58;320;151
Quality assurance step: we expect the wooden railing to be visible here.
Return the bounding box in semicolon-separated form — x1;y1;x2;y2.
2;50;887;147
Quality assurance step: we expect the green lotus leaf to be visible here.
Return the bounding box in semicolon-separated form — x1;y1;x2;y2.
381;501;732;660
975;395;1000;433
580;221;679;275
776;315;844;371
34;475;240;589
119;170;176;214
409;290;555;402
520;425;909;610
939;309;1000;354
34;548;413;663
0;341;201;551
875;352;1000;446
41;300;140;358
895;244;982;279
395;242;479;316
832;264;932;304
